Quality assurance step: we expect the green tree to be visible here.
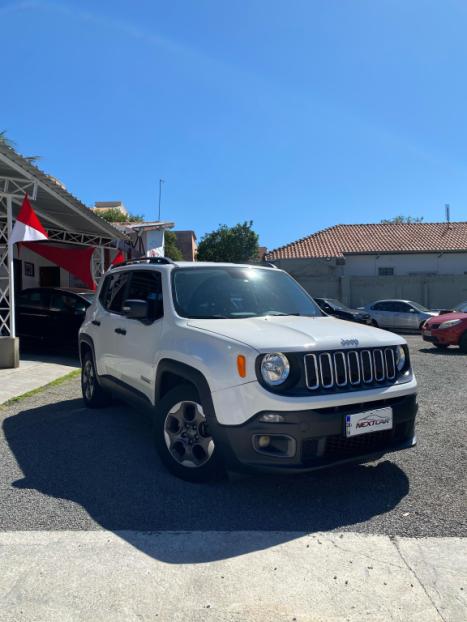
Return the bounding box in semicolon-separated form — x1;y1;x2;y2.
380;215;424;224
0;130;15;148
164;230;183;261
96;208;144;223
197;221;259;263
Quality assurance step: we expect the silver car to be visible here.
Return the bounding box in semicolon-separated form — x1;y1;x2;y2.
363;299;438;331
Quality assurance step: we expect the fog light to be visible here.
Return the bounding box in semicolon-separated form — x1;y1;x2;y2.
258;413;285;423
257;435;271;448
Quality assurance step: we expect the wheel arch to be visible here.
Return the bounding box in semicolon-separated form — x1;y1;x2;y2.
155;359;214;417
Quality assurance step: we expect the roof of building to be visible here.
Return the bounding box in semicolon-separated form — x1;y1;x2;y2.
265;222;467;260
0;144;126;240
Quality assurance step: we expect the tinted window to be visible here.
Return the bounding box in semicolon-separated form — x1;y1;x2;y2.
127;270;163;319
16;290;49;309
50;293;87;313
372;301;396;311
394;302;412;313
99;272;130;313
172;267;322;319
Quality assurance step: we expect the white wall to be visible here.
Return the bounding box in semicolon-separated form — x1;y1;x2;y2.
344;253;467;276
13;245;71;289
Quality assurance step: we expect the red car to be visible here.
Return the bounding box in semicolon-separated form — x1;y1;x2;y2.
422;312;467;352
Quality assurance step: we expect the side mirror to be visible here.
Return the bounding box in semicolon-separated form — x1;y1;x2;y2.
122;299;148;319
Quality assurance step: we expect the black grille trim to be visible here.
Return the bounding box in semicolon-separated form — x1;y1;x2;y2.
304;347;400;394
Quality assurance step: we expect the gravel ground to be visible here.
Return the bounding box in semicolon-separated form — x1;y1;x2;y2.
0;336;465;538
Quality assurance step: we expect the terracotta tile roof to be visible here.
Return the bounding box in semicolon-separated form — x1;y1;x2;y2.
265;222;467;260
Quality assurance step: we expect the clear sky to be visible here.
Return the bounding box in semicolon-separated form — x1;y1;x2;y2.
1;0;467;250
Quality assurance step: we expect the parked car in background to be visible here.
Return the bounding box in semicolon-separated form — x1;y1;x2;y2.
363;299;438;331
432;301;467;315
314;298;372;324
16;287;94;349
422;312;467;352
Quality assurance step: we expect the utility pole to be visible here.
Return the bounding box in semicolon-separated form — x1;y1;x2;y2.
158;179;165;221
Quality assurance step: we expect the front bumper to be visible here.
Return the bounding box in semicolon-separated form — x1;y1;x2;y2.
210;394;417;474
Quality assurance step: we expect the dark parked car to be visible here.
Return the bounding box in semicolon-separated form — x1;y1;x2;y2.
314;298;372;324
15;287;94;348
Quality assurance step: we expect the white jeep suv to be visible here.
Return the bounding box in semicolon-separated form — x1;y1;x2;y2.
79;258;418;482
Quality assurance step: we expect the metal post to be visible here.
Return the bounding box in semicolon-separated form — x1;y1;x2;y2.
6;195;15;337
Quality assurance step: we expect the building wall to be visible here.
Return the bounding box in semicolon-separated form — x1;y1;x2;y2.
13;245;72;289
345;253;467;276
272;256;467;308
173;230;197;261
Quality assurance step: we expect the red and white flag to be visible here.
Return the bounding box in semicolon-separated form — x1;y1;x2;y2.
10;193;48;246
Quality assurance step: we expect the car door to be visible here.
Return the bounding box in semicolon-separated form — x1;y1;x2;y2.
49;292;88;349
370;301;392;328
15;289;51;341
93;270;130;379
118;269;164;401
400;302;420;330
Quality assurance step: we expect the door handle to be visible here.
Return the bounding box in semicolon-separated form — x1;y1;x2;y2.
115;327;126;335
92;320;101;326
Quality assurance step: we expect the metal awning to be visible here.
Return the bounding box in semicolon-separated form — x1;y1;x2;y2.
0;144;126;241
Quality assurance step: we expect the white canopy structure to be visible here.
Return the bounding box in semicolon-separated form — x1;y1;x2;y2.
0;143;126;367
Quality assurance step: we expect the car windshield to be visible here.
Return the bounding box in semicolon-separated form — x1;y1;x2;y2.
407;301;430;312
454;301;467;312
172;267;323;319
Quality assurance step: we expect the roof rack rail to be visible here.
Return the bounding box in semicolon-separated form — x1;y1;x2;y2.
260;261;279;269
110;256;175;270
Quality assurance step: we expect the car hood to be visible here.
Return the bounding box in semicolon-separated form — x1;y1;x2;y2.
187;316;405;352
426;311;467;324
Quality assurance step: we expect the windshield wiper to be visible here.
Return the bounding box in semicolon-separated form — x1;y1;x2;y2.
264;312;301;317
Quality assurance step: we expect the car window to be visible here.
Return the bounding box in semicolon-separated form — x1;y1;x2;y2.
393;301;411;313
456;302;467;312
100;272;130;313
127;270;163;319
372;301;391;311
16;290;49;309
50;293;86;313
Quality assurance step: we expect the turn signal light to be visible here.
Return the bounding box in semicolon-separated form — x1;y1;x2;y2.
237;355;247;378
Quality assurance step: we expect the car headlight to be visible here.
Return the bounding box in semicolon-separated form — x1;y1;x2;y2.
260;353;290;386
395;345;406;371
438;319;462;329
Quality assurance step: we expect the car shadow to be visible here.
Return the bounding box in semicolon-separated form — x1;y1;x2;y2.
419;347;464;356
3;398;410;564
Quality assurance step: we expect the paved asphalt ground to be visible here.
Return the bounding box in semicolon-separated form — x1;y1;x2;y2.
0;335;465;542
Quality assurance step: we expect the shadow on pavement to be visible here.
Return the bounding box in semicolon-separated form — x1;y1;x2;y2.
419;347;465;356
4;398;409;563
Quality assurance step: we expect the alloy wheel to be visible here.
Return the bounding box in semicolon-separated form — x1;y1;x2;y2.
163;401;215;468
82;359;95;401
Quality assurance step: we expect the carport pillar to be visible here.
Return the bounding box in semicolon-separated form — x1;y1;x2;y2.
7;195;15;338
0;195;19;368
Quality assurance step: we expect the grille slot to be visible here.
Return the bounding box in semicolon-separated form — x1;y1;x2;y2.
304;347;398;392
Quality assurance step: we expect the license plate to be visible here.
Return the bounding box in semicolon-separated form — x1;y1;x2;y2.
345;407;393;438
423;330;431;336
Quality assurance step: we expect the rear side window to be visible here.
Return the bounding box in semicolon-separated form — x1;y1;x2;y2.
16;290;49;309
99;272;130;313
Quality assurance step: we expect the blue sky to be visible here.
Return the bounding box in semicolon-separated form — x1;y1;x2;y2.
1;0;467;250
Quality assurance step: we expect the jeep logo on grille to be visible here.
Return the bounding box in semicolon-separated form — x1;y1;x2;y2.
341;338;359;348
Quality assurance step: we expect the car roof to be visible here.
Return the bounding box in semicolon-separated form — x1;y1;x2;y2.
20;287;94;297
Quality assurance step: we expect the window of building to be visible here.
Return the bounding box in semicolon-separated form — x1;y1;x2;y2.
378;267;394;276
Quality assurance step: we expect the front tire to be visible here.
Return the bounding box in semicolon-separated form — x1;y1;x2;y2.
81;351;110;408
153;385;225;482
459;332;467;353
434;343;448;350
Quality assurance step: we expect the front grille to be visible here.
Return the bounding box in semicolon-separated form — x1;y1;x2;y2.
430;323;440;329
304;347;397;393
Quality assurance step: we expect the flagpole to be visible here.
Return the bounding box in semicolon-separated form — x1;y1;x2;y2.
6;195;16;338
